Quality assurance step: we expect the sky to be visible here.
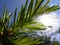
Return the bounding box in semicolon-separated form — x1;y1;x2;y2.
36;12;60;42
0;0;26;15
0;0;60;15
0;0;60;42
0;0;60;14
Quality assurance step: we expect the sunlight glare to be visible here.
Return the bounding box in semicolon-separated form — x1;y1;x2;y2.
36;12;60;35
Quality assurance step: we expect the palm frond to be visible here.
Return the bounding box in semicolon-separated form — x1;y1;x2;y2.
0;0;60;45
